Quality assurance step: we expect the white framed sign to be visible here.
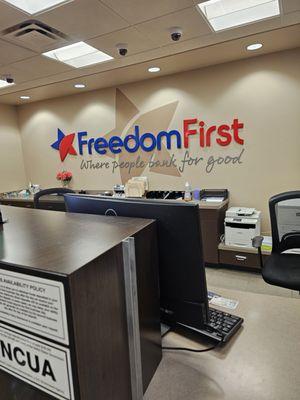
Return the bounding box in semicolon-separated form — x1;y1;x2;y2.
0;269;69;345
0;323;75;400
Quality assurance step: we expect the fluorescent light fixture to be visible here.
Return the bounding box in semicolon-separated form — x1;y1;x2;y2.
43;42;114;68
2;0;72;15
148;67;161;73
20;95;30;99
198;0;280;32
247;43;263;51
0;79;14;89
74;83;86;89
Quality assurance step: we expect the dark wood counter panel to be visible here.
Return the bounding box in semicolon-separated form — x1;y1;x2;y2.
0;206;161;400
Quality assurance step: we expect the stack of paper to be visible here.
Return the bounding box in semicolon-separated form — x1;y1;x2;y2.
262;236;272;251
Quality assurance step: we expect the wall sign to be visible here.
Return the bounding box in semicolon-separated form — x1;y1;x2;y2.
0;323;74;400
51;118;244;160
50;89;246;183
0;270;69;345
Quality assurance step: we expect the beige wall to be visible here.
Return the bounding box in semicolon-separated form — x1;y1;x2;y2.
17;48;300;232
0;104;26;192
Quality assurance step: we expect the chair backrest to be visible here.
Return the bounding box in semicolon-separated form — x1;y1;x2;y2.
34;187;75;209
269;191;300;253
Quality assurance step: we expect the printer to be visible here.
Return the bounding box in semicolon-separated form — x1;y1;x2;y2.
225;207;261;247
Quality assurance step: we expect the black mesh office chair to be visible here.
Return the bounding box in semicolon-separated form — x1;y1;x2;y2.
34;187;75;209
253;191;300;291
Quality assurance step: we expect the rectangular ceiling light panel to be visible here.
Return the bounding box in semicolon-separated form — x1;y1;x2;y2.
2;0;72;15
43;41;114;68
198;0;280;31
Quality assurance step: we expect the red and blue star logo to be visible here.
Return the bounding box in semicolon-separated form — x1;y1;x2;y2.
51;129;77;161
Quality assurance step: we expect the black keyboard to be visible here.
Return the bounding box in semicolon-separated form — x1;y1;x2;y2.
204;308;243;342
183;308;243;343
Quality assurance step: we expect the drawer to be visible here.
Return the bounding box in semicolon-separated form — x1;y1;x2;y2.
219;249;265;269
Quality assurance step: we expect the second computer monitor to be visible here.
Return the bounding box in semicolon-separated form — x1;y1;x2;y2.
64;194;209;329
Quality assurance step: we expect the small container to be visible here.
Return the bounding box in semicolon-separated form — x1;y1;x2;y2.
193;189;201;200
184;182;192;201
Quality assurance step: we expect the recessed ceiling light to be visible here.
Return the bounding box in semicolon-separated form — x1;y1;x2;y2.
0;79;14;89
148;67;161;73
20;96;30;100
2;0;72;15
246;43;263;51
198;0;280;32
74;83;86;89
43;42;113;68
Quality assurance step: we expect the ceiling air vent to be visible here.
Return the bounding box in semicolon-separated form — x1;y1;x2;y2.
1;20;69;52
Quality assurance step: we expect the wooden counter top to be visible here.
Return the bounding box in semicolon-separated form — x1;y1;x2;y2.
0;194;63;203
0;205;154;275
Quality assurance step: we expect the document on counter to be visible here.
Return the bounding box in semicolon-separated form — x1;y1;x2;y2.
210;296;239;310
203;197;224;202
207;290;221;301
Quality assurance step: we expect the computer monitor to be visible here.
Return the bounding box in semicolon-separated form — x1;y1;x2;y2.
64;194;209;330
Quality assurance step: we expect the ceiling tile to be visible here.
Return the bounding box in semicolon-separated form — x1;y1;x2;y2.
1;29;300;105
135;7;212;47
87;27;157;58
0;55;72;84
0;39;36;66
38;0;129;42
0;2;28;31
100;0;194;24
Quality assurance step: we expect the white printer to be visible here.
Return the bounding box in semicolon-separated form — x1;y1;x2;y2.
225;207;261;247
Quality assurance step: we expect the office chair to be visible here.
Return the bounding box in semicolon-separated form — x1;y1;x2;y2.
253;191;300;291
34;187;75;209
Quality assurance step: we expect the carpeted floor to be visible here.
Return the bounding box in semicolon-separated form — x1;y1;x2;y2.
205;266;300;299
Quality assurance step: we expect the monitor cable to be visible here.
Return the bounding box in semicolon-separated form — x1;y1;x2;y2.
162;343;220;353
162;328;222;353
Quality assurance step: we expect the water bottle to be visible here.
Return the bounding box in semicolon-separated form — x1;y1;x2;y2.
184;182;192;201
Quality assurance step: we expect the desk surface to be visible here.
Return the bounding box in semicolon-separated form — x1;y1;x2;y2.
0;193;229;209
219;242;271;255
0;194;65;203
145;287;300;400
0;206;154;275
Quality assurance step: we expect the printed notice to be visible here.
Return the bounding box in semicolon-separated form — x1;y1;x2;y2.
0;323;74;400
0;269;69;345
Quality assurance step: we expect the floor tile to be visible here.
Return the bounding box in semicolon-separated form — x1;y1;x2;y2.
291;290;300;299
205;266;298;299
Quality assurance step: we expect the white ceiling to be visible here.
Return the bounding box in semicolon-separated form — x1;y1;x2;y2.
0;0;299;105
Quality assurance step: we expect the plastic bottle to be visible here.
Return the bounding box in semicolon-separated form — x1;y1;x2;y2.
184;182;192;201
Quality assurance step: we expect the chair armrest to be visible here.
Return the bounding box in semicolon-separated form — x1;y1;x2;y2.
252;236;264;249
252;236;264;269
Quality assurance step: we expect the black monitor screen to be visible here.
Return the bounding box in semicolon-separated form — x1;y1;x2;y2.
64;194;208;329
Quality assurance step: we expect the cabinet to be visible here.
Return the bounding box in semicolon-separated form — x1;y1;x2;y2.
219;243;270;270
199;200;229;265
